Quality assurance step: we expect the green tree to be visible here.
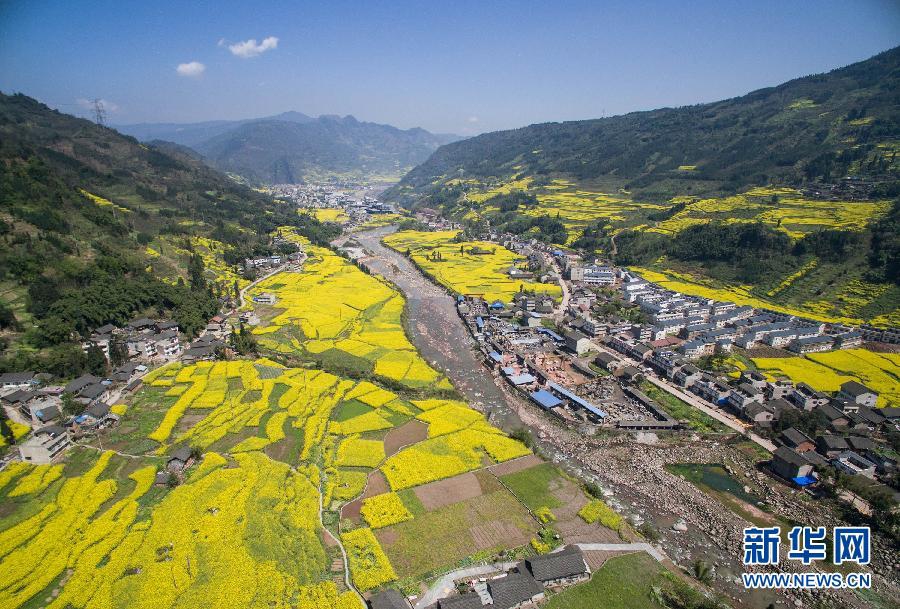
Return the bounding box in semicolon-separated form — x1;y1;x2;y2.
108;340;128;369
61;392;84;417
85;344;108;376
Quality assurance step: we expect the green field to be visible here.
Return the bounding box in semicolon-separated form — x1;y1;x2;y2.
499;462;566;511
637;381;727;433
543;552;669;609
374;477;537;581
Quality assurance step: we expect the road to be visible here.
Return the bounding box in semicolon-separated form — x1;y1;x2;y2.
594;343;776;453
645;375;777;452
551;256;570;321
236;256;306;308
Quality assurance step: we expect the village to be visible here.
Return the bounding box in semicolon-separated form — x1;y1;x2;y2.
442;233;899;517
0;242;309;469
1;216;898;609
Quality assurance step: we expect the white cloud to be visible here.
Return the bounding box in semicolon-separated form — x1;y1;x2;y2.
76;98;119;112
176;61;206;77
228;36;279;58
467;116;479;123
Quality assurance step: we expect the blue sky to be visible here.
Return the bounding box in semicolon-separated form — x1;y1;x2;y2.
1;0;898;135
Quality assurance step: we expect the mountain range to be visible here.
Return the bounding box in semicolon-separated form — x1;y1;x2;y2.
118;112;460;184
0;92;338;375
389;46;899;204
383;47;899;326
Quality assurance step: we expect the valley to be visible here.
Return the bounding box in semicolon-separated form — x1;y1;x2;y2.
1;15;899;609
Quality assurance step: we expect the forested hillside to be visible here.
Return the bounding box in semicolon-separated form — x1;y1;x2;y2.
390;46;899;203
0;93;338;375
385;48;900;326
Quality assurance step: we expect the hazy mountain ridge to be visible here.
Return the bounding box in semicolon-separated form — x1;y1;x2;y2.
119;112;460;184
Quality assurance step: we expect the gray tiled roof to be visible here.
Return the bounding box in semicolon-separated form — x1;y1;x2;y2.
487;572;543;609
438;592;483;609
369;588;411;609
526;545;588;582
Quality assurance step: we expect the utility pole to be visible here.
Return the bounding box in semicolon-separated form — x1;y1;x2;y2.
91;98;107;126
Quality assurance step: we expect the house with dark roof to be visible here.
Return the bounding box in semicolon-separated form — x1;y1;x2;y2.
525;545;589;587
2;389;35;411
779;427;815;453
673;364;702;388
853;406;887;428
838;381;878;408
0;371;36;391
846;436;877;453
790;383;829;410
817;403;850;430
74;382;110;407
743;402;776;425
487;571;544;609
563;330;594;356
369;589;412;609
771;446;816;485
64;374;101;395
167;446;194;473
127;317;155;330
767;398;795;420
816;435;849;458
80;402;118;428
32;404;60;424
593;351;619;371
437;592;484;609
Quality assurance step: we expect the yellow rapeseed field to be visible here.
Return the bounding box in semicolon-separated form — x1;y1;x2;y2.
752;349;899;406
247;242;446;388
383;230;562;303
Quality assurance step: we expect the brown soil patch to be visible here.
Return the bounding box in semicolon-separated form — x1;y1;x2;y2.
340;469;389;520
364;469;389;497
548;476;622;544
583;549;634;571
487;454;543;476
383;419;428;456
414;471;484;511
470;520;531;551
322;529;339;547
376;528;398;546
173;410;207;435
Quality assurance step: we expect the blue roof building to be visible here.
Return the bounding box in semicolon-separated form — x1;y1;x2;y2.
509;374;537;386
548;382;606;419
531;390;562;410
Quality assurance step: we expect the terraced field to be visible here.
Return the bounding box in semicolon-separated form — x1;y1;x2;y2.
0;222;629;608
382;229;562;303
647;187;890;238
451;178;897;326
307;208;350;224
247;238;449;389
0;354;536;607
630;266;900;327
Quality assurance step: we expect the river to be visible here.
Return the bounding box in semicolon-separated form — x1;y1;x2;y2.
350;226;527;431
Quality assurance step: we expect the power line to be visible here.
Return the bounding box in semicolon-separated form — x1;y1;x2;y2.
91;98;107;126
